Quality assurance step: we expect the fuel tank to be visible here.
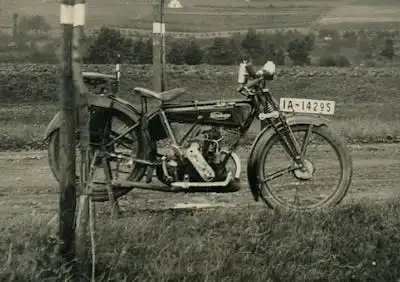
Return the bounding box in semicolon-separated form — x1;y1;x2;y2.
161;99;253;128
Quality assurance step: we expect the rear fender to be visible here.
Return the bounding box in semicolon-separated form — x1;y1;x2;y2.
43;94;141;140
246;114;330;202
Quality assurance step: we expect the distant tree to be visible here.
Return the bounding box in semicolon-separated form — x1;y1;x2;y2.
304;34;315;51
287;35;314;66
265;43;277;62
285;29;304;43
380;38;395;59
206;37;235;65
19;15;50;36
275;47;285;66
241;28;264;64
167;39;187;65
342;31;358;47
133;36;152;64
184;39;202;65
228;33;244;63
84;27;133;64
267;31;286;48
357;38;374;60
357;29;368;41
375;30;394;41
264;42;285;65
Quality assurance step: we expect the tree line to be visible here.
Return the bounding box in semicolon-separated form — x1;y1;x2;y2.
83;26;398;67
0;13;398;67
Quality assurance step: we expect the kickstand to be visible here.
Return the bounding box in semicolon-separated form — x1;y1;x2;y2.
102;154;120;220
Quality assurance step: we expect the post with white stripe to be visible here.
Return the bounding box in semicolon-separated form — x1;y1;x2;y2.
72;0;93;268
153;0;166;92
59;0;77;263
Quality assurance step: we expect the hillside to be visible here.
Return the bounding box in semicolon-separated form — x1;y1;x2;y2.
0;0;400;35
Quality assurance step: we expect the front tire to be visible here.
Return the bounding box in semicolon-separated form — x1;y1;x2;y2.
257;124;353;211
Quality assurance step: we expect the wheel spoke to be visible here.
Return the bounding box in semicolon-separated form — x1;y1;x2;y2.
301;125;313;158
262;165;297;182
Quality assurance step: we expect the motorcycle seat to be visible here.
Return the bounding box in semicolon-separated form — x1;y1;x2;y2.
133;87;186;102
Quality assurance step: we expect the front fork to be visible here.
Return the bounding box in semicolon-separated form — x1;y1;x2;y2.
274;116;310;170
259;89;309;170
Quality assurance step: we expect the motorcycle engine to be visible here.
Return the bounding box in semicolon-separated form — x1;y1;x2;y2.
183;126;227;182
157;126;230;184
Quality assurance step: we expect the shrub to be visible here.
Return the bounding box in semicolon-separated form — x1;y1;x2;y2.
184;39;203;65
287;35;314;66
205;37;236;65
380;38;395;59
167;39;187;65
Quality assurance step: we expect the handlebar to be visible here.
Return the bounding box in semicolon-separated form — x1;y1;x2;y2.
236;77;263;95
237;61;275;96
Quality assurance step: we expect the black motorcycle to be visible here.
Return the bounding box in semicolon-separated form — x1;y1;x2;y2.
44;61;353;211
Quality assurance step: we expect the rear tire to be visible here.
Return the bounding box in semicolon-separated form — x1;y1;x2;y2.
47;109;148;202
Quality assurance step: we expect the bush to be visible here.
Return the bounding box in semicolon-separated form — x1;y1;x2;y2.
380;38;395;59
84;27;135;64
205;37;236;65
287;35;314;66
241;28;265;64
184;39;203;65
167;39;187;65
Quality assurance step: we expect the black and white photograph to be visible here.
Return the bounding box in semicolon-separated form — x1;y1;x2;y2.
0;0;399;281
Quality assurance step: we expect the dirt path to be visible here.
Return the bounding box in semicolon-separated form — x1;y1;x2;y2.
0;144;399;219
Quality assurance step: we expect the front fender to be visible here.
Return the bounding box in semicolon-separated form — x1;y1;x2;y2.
43;94;140;140
247;114;330;202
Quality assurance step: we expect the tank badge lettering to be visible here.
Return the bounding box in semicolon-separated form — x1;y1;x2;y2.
210;112;231;120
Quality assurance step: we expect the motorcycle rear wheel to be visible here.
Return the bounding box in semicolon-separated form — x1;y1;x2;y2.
257;124;352;211
47;109;147;202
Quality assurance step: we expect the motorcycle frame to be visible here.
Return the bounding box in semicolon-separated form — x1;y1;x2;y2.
101;86;307;171
102;94;260;167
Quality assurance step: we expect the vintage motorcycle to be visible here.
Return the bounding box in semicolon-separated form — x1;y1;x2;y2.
44;61;353;211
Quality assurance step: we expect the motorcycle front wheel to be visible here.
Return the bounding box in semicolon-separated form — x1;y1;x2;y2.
257;124;353;211
47;108;147;202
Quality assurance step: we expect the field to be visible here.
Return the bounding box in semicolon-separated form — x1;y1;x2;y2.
1;0;400;36
2;63;400;280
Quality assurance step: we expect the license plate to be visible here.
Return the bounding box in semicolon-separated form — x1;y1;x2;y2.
279;98;335;115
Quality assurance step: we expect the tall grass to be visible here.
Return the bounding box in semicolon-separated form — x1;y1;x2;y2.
1;199;400;281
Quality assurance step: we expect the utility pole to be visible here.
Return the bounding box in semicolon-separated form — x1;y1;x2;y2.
72;0;91;266
153;0;166;92
59;0;77;263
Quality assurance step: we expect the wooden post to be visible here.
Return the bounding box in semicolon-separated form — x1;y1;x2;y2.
153;0;166;92
72;0;91;264
59;0;77;262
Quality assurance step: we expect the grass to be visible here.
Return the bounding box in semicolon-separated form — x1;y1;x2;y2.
1;199;400;281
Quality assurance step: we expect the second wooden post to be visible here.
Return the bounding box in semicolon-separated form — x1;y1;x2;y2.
153;0;166;92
